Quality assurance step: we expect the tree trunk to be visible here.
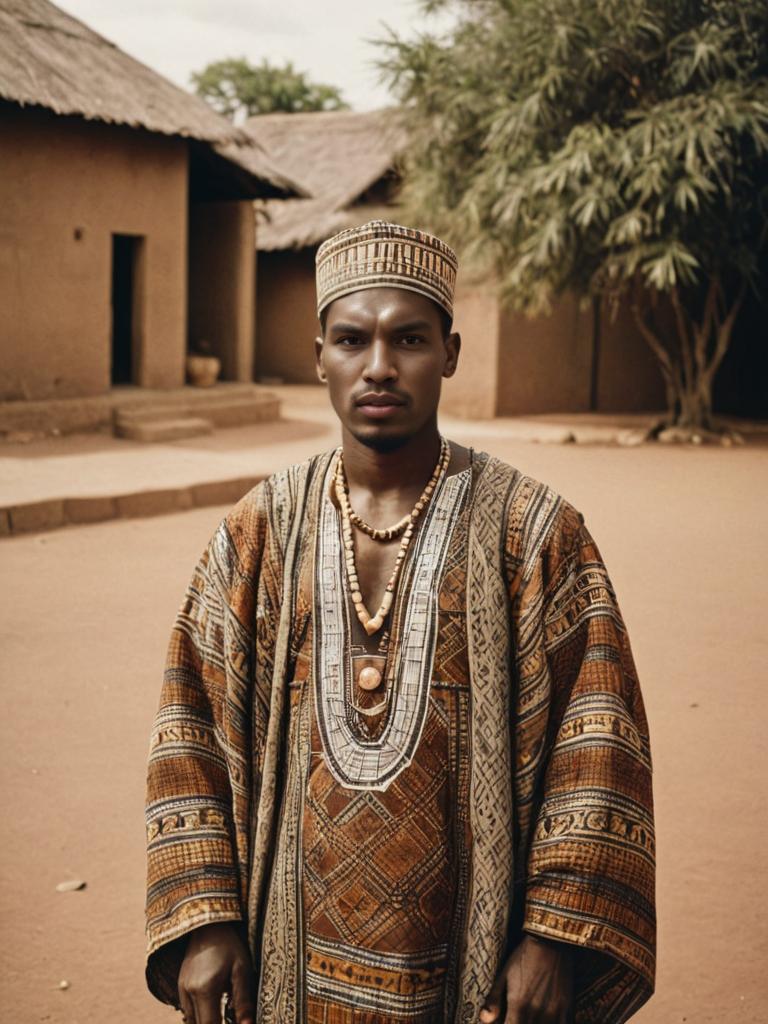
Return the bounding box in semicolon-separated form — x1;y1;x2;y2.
675;380;714;431
631;277;746;441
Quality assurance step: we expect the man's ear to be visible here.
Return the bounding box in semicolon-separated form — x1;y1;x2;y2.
314;336;326;383
442;332;461;378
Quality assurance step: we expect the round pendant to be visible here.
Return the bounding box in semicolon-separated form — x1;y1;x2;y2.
357;666;383;691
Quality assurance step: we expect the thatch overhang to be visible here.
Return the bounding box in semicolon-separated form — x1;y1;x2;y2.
248;108;407;250
191;141;306;201
0;0;303;199
255;199;398;251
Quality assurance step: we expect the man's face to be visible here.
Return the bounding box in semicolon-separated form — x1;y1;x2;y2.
315;287;460;450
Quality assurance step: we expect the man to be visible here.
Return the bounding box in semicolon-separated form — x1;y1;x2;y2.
145;221;655;1024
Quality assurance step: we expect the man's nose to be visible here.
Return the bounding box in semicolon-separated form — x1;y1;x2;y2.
363;337;397;382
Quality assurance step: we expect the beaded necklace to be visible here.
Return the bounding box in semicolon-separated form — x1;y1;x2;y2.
333;437;451;637
348;507;411;542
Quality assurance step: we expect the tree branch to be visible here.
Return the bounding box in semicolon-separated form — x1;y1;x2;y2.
703;280;748;388
690;276;720;382
669;287;695;394
631;288;681;414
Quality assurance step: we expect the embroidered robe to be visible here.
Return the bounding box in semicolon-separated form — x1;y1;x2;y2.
145;449;655;1023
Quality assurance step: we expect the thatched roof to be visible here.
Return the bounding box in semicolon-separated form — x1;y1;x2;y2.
249;109;406;250
256;199;397;251
0;0;302;198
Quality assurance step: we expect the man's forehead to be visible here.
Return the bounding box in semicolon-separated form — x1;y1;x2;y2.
323;287;444;329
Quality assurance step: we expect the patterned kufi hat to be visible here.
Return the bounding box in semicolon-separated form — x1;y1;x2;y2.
315;220;458;319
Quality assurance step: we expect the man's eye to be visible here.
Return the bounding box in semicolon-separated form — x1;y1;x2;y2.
401;335;424;345
337;336;362;346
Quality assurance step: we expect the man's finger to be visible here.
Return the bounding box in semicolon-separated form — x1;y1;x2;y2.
503;997;525;1024
230;961;256;1024
479;970;506;1022
191;989;224;1024
179;988;196;1024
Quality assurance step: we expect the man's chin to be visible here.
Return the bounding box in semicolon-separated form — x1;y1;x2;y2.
348;426;410;454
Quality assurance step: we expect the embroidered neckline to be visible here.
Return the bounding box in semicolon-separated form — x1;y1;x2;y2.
313;459;471;791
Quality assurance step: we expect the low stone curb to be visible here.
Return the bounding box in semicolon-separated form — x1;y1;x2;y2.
1;475;264;538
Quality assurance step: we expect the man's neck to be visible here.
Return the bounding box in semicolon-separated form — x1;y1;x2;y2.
340;423;443;498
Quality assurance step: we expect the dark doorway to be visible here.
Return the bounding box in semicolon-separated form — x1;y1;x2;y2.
111;234;144;385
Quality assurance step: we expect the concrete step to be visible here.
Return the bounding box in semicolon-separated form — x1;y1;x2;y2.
0;384;281;440
115;416;213;443
114;391;280;430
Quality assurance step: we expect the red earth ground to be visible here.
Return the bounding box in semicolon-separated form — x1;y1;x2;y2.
1;432;766;1023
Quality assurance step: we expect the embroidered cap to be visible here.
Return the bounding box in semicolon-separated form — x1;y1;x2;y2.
316;220;458;319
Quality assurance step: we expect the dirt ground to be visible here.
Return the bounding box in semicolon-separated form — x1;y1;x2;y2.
1;431;766;1023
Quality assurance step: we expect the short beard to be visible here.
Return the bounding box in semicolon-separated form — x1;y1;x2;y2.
350;430;409;455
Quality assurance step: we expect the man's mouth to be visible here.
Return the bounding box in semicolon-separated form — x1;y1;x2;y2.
355;393;406;419
356;393;406;407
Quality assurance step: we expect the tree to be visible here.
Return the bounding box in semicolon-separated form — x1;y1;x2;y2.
191;58;348;120
379;0;768;439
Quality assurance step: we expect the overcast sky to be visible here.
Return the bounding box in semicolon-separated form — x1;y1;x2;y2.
56;0;453;111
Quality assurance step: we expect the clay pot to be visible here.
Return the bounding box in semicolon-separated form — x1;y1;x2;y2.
186;353;221;388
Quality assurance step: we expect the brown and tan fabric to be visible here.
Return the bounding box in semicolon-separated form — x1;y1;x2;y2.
293;460;475;1022
145;449;655;1023
315;220;458;319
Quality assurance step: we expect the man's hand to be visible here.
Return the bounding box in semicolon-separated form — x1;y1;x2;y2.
178;922;255;1024
479;933;575;1023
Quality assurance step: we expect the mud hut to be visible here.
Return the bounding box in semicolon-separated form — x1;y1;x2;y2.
251;109;404;387
0;0;300;434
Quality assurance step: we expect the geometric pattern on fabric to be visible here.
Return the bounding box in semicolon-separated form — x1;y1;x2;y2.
253;454;331;1024
305;937;449;1019
254;674;313;1022
298;464;477;1021
145;510;262;1005
313;460;470;790
145;448;656;1024
509;490;656;1023
454;456;522;1021
302;698;455;1019
315;220;458;318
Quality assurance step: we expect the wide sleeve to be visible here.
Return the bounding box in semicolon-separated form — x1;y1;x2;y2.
145;490;265;1006
511;501;656;1023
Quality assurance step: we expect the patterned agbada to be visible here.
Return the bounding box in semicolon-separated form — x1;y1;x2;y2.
145;449;656;1023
